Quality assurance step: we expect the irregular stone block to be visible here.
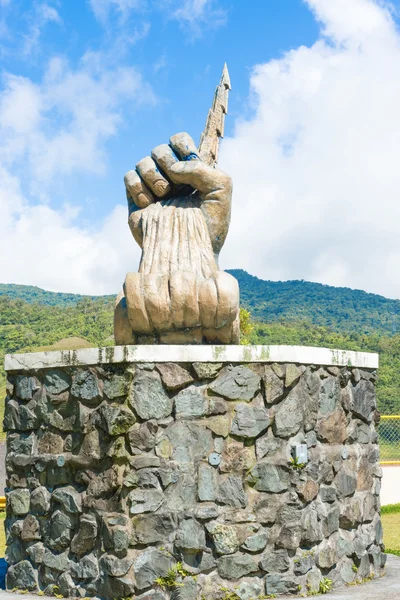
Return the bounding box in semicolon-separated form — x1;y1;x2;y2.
7;432;35;455
230;403;270;439
218;475;247;508
241;531;268;553
352;380;376;422
52;485;82;513
340;497;362;529
209;365;260;401
319;377;340;415
103;371;132;401
175;383;208;419
255;434;283;461
205;415;231;438
15;376;39;401
248;462;289;493
128;489;165;514
220;440;255;473
70;553;99;580
265;574;299;595
165;472;197;511
208;397;227;415
263;366;284;405
128;421;158;453
44;370;71;395
38;431;63;454
320;484;337;503
7;489;30;516
156;363;194;390
48;510;72;549
131;512;177;545
317;538;339;569
6;560;38;591
285;364;302;388
71;370;102;406
217;554;258;579
235;580;263;600
21;514;41;541
103;513;131;555
192;362;223;379
100;554;134;577
97;403;136;436
71;514;97;555
336;471;357;497
134;548;175;590
26;542;45;564
206;522;239;555
43;549;70;572
301;505;323;545
194;503;219;520
4;399;39;432
297;479;319;502
198;463;218;502
158;421;212;464
131;455;161;470
317;408;347;443
273;389;303;438
293;551;314;575
130;370;173;420
259;549;290;573
176;518;206;551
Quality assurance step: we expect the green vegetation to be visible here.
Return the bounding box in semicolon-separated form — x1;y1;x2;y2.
154;562;191;589
2;272;400;416
318;578;333;594
381;502;400;556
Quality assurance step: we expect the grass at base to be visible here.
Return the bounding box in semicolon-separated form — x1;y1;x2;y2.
0;513;5;557
383;511;400;554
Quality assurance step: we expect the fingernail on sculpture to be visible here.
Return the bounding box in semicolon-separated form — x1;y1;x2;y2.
115;64;240;345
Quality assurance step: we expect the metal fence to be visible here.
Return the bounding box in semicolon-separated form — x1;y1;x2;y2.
378;416;400;465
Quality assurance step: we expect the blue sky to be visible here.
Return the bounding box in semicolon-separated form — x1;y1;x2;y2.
2;0;400;298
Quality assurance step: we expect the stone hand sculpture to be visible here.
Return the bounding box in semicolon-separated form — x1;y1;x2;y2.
115;65;239;345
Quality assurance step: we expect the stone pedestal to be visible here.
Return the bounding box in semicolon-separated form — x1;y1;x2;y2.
3;345;384;598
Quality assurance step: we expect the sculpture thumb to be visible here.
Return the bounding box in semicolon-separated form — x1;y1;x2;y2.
169;160;231;196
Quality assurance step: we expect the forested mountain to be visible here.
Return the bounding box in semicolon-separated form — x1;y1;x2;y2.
1;272;400;415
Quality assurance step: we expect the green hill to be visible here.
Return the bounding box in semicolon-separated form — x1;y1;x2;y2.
229;269;400;336
1;272;400;415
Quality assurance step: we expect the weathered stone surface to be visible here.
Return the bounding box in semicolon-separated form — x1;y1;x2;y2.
71;553;99;580
352;380;376;422
104;372;132;400
230;403;270;439
7;560;38;591
15;376;39;401
217;554;258;579
21;514;41;541
317;408;347;443
193;362;222;379
320;484;337;503
7;432;35;455
260;549;290;573
205;415;230;438
165;472;197;511
195;503;219;520
209;366;260;401
297;479;319;502
7;488;30;515
198;463;218;502
129;489;165;514
44;370;71;395
37;431;63;454
127;421;158;453
235;580;263;600
134;549;175;590
301;505;323;545
285;364;302;387
294;551;314;575
52;485;82;513
43;549;70;572
71;514;97;555
97;403;136;436
100;554;134;577
317;537;339;569
48;510;72;549
218;475;247;508
30;486;51;515
336;471;357;497
255;434;283;461
206;522;239;555
319;377;340;414
220;440;255;473
158;421;212;463
263;366;284;405
175;383;208;419
274;389;303;438
26;542;45;564
71;370;102;406
265;574;299;595
241;531;268;553
103;514;131;555
131;370;173;420
248;462;290;493
176;518;206;551
132;512;177;545
4;399;39;431
156;363;194;390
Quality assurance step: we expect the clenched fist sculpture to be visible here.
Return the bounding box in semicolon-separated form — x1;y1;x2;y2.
114;132;239;345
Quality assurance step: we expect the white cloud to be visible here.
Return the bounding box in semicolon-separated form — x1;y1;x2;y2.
89;0;144;22
22;3;62;56
219;0;400;299
0;56;151;294
171;0;226;35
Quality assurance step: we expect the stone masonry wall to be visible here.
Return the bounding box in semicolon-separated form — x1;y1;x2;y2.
3;360;385;599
